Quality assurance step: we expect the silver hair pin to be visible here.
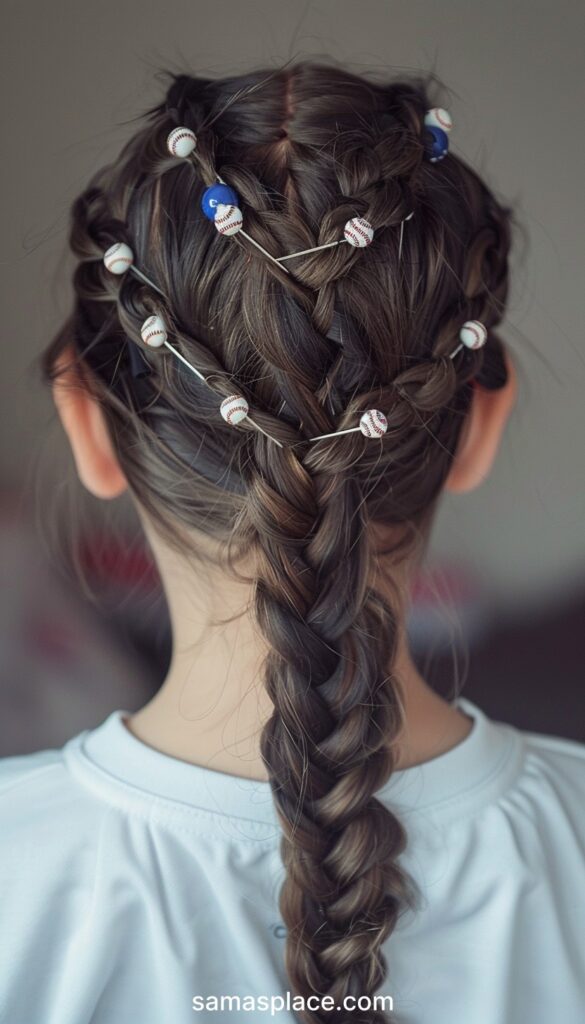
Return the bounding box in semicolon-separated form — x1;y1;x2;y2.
398;211;415;261
101;244;166;297
277;210;415;264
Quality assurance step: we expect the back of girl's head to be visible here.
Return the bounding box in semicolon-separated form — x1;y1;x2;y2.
42;59;514;1022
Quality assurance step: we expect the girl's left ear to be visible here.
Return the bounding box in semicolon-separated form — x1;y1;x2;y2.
51;343;128;500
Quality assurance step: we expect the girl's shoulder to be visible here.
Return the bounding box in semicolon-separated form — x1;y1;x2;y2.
518;724;585;814
522;724;585;770
0;743;86;830
0;745;64;795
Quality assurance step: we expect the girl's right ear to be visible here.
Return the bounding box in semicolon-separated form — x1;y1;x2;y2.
444;348;518;494
52;344;128;500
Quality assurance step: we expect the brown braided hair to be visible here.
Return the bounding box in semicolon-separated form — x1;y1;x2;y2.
40;59;514;1023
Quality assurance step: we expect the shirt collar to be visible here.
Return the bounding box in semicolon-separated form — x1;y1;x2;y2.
63;696;523;837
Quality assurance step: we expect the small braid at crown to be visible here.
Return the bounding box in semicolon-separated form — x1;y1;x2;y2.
103;107;487;448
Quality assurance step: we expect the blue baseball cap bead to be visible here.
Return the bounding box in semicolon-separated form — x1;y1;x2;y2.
201;183;239;220
424;125;449;163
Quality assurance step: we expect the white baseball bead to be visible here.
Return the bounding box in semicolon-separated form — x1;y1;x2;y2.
424;108;453;133
344;217;374;248
359;409;388;438
459;320;488;350
103;242;134;275
220;394;249;426
140;314;167;348
214;203;243;236
167;127;197;158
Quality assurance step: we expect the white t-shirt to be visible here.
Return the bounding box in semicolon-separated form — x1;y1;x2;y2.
0;696;584;1024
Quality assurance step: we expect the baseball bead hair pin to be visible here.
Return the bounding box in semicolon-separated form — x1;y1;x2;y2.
103;106;482;449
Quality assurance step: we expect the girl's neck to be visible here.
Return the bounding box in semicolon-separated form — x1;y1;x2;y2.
125;614;473;781
127;518;473;781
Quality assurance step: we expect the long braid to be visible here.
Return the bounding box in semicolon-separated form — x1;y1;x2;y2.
233;103;427;1017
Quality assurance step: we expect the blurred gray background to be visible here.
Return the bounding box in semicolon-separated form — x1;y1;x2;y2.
1;0;584;752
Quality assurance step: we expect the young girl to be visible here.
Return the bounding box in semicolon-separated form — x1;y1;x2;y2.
1;61;583;1024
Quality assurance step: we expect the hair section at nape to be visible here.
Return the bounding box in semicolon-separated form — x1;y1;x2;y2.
40;60;515;1023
